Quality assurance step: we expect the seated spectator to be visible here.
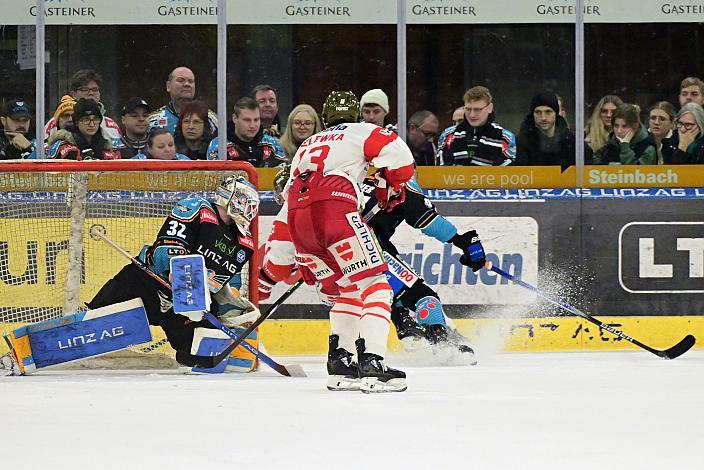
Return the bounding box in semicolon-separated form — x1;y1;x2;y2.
678;77;704;107
53;95;77;134
516;92;575;169
280;103;322;161
593;103;656;165
207;97;284;167
406;110;439;166
585;95;623;160
437;85;516;166
662;103;704;164
360;88;398;133
132;128;189;160
149;66;217;135
0;99;36;160
555;93;568;124
451;106;464;126
44;69;124;149
647;101;676;164
120;97;151;159
47;98;120;160
174;100;214;160
252;84;283;138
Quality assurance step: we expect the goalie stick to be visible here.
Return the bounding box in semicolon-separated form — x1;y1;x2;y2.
89;224;305;376
487;262;696;360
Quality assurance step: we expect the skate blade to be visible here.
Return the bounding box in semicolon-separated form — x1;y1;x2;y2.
327;375;361;391
401;336;431;352
360;377;407;393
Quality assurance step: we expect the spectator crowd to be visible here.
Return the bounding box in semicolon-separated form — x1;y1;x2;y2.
1;67;703;168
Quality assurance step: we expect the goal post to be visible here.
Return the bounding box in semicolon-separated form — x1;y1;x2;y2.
0;160;260;366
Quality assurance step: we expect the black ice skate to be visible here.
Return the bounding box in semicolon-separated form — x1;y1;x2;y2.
391;307;431;351
327;335;360;391
425;324;478;366
355;338;407;393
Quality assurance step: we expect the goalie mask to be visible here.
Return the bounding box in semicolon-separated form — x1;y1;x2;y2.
215;175;259;235
321;91;359;128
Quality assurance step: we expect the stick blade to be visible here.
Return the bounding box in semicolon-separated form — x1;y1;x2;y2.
274;364;307;377
660;334;696;360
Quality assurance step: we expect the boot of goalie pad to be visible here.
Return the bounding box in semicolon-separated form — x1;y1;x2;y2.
3;298;152;374
189;326;259;374
355;338;407;393
326;334;360;391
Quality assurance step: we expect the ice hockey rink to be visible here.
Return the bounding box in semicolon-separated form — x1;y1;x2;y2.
2;349;702;470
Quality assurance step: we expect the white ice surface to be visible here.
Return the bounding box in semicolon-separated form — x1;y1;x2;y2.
2;351;703;470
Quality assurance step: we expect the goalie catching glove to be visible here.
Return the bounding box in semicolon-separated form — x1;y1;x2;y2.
450;230;486;272
213;285;261;328
374;170;406;212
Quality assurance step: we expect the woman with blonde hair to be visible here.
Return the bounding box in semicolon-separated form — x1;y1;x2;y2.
585;95;623;158
280;104;323;160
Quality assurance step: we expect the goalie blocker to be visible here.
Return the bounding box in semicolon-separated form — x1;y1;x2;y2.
4;298;152;375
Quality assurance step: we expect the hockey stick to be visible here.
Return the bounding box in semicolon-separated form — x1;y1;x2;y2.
176;279;304;369
88;224;305;375
486;262;695;359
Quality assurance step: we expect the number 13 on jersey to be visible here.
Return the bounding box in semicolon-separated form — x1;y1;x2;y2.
295;145;330;175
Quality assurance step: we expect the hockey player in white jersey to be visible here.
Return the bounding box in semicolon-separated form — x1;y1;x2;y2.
283;91;415;393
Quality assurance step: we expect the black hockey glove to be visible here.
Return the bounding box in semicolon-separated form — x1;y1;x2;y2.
451;230;485;272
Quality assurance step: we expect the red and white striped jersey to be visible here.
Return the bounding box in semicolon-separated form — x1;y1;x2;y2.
284;122;414;202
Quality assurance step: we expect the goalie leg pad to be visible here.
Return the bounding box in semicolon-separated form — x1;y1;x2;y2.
189;327;259;374
7;298;151;374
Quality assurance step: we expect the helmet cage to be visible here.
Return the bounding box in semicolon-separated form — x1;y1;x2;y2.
215;176;259;235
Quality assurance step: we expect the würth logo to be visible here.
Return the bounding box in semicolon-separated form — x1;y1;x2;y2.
334;241;354;262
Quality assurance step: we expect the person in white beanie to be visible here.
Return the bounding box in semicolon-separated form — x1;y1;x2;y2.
360;88;398;133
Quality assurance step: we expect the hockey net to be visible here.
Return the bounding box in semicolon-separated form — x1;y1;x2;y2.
0;160;260;369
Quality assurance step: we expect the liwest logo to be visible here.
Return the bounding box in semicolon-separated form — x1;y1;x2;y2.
619;222;704;293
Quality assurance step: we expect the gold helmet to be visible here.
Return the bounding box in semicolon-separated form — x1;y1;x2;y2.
321;90;359;128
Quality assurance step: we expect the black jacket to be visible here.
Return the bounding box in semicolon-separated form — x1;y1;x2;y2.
516;115;575;170
437;113;516;166
661;133;704;164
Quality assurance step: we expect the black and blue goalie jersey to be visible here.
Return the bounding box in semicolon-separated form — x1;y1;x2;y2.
138;197;255;292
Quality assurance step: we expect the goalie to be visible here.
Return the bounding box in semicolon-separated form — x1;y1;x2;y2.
86;175;261;370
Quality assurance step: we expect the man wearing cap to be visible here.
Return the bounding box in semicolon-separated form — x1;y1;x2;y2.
515;91;575;169
43;69;124;150
360;88;398;133
120;97;151;159
0;99;36;160
47;98;120;160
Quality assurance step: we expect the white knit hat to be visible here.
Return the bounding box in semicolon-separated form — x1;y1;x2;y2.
360;89;389;113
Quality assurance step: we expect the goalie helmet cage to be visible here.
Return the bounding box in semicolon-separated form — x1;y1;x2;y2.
0;160;260;368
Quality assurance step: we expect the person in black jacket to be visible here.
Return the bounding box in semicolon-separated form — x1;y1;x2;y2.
437;86;516;166
516;92;575;170
662;102;704;164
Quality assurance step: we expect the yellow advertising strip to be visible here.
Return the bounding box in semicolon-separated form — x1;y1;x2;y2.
259;316;704;355
257;168;279;191
413;165;704;190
